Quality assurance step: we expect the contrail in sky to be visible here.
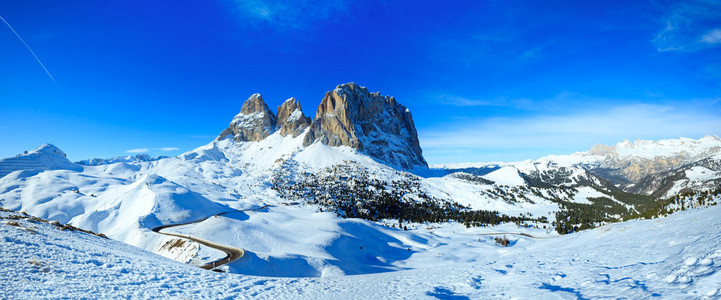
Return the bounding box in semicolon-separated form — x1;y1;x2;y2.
0;15;57;86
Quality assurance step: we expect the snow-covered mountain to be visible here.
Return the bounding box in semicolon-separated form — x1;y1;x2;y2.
0;83;719;282
218;82;426;170
76;153;167;166
0;144;81;178
439;135;721;196
536;135;721;197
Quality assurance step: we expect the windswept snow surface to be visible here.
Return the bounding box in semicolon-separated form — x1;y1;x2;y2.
481;166;526;186
2;203;721;298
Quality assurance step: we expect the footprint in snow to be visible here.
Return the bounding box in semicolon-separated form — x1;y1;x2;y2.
664;252;717;286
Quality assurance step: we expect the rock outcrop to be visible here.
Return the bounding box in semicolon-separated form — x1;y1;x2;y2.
302;83;427;169
276;98;311;137
218;94;277;142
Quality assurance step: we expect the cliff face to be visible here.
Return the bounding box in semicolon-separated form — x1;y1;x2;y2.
276;98;311;137
302;83;427;169
218;93;277;142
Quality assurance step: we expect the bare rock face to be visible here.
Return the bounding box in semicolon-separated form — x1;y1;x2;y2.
218;93;277;142
303;83;427;169
276;98;311;137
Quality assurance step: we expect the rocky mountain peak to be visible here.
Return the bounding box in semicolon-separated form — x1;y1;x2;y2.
303;82;427;169
218;93;277;142
240;93;272;115
215;83;428;170
588;144;619;159
276;97;311;137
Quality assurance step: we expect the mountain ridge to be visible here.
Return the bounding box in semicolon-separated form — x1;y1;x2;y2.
217;82;427;170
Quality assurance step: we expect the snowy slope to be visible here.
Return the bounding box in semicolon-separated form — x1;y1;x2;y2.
0;144;81;178
0;134;426;274
3;198;721;298
481;166;525;186
1;134;719;279
661;165;721;198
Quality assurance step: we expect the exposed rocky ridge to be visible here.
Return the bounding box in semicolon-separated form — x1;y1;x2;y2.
620;154;721;198
525;136;721;198
586;135;721;184
276;98;311;137
302;83;427;169
218;93;277;142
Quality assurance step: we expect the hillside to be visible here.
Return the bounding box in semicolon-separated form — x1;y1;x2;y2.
3;199;720;298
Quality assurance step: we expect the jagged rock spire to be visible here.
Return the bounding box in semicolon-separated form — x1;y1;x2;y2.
218;93;277;142
276;98;311;137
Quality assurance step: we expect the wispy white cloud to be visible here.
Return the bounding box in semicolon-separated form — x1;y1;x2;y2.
158;147;179;151
518;41;555;61
701;29;721;44
420;101;721;163
653;0;721;52
126;148;149;153
229;0;355;30
436;94;536;108
434;92;574;110
437;95;503;107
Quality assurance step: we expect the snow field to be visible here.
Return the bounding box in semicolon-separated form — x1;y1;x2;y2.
3;202;721;298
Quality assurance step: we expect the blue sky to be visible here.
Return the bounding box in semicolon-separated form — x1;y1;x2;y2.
1;0;720;164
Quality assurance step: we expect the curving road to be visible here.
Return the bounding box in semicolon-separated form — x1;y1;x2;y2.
151;205;270;270
474;232;558;239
